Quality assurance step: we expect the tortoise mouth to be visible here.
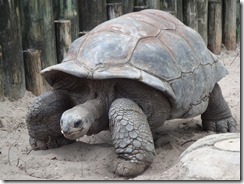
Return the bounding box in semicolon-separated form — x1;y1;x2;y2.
61;128;88;140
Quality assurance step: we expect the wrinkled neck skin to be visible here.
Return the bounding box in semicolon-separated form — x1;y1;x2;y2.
54;73;116;138
85;80;116;135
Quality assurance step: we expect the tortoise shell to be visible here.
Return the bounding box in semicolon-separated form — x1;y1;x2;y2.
41;9;228;119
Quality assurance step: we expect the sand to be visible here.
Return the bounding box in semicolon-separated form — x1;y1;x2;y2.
0;45;240;180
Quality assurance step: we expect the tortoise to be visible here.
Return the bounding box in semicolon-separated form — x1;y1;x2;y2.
26;9;237;177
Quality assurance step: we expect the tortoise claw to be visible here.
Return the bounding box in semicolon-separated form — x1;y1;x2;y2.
202;117;237;133
29;135;75;150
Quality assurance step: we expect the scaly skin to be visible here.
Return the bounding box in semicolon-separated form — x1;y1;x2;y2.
60;98;108;139
109;98;155;177
26;91;76;150
201;83;237;132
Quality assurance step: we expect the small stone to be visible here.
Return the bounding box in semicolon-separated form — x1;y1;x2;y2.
126;124;133;131
133;140;142;148
129;131;138;139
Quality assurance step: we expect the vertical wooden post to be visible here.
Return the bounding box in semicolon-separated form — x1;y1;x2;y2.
23;49;44;96
107;3;123;19
78;0;107;32
18;0;57;70
183;0;198;32
197;0;208;45
223;0;236;50
122;0;134;14
0;45;3;100
146;0;161;9
177;0;183;22
0;0;26;100
134;0;148;12
208;0;222;54
236;0;240;43
52;0;79;41
54;20;72;63
160;0;183;21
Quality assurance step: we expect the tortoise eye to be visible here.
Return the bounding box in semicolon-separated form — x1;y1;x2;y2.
74;120;82;128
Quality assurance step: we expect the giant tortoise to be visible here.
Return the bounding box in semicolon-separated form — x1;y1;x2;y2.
26;9;237;177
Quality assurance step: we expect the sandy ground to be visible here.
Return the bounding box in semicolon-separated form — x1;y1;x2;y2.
0;45;240;180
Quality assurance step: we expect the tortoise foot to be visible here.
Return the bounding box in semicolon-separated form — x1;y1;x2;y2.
202;116;237;133
29;135;75;150
112;157;148;177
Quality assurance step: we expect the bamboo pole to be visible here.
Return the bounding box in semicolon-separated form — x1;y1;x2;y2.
0;0;26;100
208;0;222;54
54;20;72;63
23;49;44;96
223;0;237;50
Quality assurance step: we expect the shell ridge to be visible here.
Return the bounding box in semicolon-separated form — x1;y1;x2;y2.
129;63;171;83
156;30;178;65
140;10;182;26
75;33;90;61
168;60;219;83
88;28;139;39
171;26;202;64
134;17;175;31
126;30;161;64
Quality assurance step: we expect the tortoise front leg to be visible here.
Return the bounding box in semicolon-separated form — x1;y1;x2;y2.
26;91;76;150
109;98;155;177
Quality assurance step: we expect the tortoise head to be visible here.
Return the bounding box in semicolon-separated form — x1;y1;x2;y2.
60;105;93;140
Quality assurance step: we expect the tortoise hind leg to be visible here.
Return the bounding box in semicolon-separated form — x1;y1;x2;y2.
201;83;237;133
26;91;76;150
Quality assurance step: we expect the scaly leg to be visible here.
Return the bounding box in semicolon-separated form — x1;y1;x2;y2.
26;91;76;150
201;83;237;133
109;98;155;177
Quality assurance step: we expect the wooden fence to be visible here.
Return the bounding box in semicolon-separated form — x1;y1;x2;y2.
0;0;240;100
